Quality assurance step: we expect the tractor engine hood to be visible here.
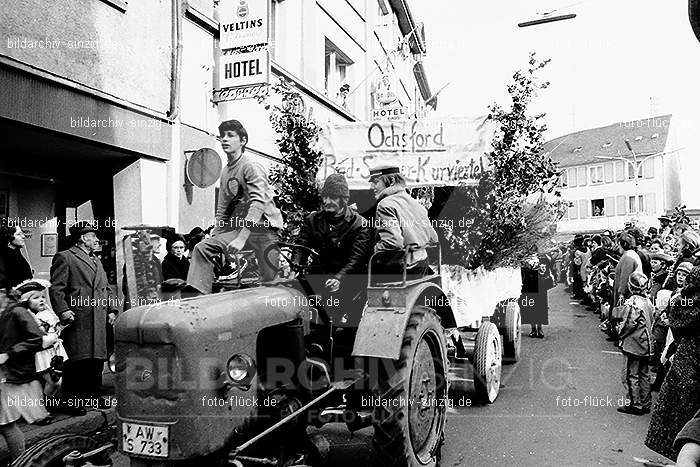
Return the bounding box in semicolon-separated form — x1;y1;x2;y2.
114;285;311;461
115;285;308;345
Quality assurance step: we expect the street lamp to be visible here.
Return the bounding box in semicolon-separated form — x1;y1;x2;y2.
518;13;577;28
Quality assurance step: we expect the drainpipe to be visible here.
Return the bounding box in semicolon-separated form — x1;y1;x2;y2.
167;0;183;229
169;0;183;120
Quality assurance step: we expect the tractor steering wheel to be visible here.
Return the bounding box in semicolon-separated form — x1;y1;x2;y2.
278;242;320;275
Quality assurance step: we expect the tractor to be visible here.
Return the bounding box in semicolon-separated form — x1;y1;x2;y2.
113;238;522;466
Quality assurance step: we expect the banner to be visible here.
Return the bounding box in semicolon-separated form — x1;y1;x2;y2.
319;117;496;189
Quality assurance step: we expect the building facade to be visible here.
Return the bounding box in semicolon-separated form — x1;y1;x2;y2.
545;115;679;236
0;0;432;292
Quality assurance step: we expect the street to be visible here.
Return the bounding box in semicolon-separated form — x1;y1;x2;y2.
440;283;667;466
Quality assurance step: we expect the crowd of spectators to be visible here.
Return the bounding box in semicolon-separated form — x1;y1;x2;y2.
555;215;700;464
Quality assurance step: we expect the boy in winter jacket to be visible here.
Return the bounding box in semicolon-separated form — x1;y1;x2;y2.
617;271;655;415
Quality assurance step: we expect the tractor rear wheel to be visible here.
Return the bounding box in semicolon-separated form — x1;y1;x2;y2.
472;321;502;404
372;306;448;467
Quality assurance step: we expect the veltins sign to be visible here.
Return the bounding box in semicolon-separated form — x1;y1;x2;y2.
219;0;269;50
320;117;496;189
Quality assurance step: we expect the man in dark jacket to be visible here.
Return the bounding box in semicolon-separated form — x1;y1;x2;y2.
293;174;371;322
50;221;118;411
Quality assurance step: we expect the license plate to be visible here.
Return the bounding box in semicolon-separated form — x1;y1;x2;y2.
122;422;169;458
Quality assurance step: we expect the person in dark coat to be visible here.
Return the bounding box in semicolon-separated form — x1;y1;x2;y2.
161;235;190;281
293;174;372;323
0;226;33;292
520;254;555;338
49;221;118;411
646;265;700;461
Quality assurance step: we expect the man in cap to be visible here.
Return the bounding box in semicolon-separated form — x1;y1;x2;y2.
292;173;372;322
369;165;438;276
49;221;117;411
187;119;283;293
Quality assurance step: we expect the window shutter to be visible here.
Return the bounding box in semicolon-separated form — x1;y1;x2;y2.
616;195;626;215
578;200;589;219
568;168;577;187
644;158;655;178
645;193;657;214
604;163;613;183
604;197;614;217
568;202;578;220
615;161;624;182
577;167;587;186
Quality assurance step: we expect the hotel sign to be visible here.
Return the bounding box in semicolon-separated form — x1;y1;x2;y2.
215;0;271;102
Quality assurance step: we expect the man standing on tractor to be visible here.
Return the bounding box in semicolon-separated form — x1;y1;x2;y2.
187;120;284;293
292;173;372;322
369;165;438;276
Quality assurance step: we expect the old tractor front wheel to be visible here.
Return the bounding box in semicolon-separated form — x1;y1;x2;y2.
372;306;448;467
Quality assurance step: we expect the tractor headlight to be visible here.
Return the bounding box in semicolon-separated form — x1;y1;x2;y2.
226;354;256;383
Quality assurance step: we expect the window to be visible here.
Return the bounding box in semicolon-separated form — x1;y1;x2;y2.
567;168;577;187
591;199;605;217
628;195;645;213
589;165;604;184
577;167;587;186
325;39;354;108
627;161;643;179
559;170;568;187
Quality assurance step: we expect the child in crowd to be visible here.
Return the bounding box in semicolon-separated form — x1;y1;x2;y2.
16;280;68;396
0;283;56;431
617;271;654;416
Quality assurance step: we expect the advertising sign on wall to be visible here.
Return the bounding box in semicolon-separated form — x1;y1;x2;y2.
320;116;496;189
215;0;270;102
218;49;270;89
219;0;269;49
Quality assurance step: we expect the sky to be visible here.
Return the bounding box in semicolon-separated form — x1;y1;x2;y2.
412;0;700;141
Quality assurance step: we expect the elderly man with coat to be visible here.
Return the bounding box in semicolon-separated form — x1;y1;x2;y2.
369;165;438;277
50;221;117;411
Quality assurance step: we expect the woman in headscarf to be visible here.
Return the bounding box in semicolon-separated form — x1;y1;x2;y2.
0;226;32;292
646;265;700;461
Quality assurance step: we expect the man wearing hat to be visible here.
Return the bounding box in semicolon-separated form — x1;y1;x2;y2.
49;221;117;411
368;165;438;276
187;119;283;293
292;173;372;322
